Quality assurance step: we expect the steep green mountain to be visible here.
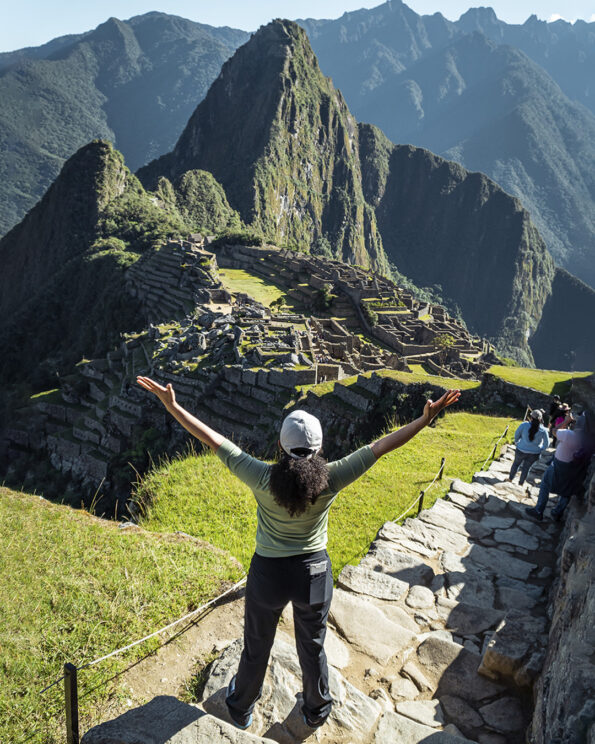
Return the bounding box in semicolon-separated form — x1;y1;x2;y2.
0;13;248;235
138;21;386;268
139;20;555;364
0;140;191;388
530;269;595;371
299;3;595;289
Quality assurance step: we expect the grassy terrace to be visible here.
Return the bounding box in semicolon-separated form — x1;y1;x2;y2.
136;411;514;579
488;365;591;396
218;268;299;310
0;489;241;744
300;368;480;398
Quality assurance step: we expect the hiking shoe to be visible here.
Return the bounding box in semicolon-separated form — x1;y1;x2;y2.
525;507;543;521
302;707;328;729
226;676;253;730
551;510;563;522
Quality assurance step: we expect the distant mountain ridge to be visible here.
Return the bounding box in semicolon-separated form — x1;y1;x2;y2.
2;4;595;292
299;1;595;289
0;13;248;235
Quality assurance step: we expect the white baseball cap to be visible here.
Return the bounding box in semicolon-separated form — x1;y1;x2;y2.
280;410;323;458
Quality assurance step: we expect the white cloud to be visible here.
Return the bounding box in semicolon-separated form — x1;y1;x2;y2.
547;13;567;22
590;13;595;21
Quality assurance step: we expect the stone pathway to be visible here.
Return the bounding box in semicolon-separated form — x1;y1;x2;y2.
83;445;561;743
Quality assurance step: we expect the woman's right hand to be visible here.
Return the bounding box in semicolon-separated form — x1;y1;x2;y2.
136;376;176;409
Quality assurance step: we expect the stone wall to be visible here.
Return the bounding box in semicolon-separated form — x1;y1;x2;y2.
529;461;595;743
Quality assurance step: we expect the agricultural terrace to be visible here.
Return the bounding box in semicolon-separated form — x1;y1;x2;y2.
488;366;592;397
217;268;299;310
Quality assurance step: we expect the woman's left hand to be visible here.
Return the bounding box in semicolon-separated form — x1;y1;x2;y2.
423;389;461;424
137;376;176;409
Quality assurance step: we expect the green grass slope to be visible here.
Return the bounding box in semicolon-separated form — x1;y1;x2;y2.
0;487;241;744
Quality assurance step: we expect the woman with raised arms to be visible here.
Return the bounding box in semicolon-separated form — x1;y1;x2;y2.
137;375;460;730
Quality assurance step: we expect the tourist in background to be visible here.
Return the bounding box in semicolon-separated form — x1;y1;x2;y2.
136;374;459;730
526;410;595;521
508;409;549;486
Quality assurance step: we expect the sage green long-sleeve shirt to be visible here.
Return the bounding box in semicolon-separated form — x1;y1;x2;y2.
216;439;377;558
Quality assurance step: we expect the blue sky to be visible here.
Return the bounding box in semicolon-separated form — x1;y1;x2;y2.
2;0;594;52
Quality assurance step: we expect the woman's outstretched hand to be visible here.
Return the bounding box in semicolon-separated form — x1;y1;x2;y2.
136;376;176;409
423;389;461;424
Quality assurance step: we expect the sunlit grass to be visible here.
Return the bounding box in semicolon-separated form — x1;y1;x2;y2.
0;489;241;744
137;412;514;578
488;365;591;396
218;268;298;310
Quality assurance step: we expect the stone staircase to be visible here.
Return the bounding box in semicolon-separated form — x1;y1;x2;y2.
83;444;559;744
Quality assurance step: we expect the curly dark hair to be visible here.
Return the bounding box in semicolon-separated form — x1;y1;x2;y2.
269;453;329;517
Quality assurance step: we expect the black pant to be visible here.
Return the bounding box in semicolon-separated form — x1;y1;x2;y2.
226;549;334;724
509;449;540;485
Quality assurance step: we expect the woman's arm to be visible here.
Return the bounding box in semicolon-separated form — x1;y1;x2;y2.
136;376;225;451
371;389;460;459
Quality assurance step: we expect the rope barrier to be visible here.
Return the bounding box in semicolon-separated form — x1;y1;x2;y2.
480;423;510;473
38;575;246;694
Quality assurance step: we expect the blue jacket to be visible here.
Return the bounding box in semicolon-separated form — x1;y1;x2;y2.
514;422;549;454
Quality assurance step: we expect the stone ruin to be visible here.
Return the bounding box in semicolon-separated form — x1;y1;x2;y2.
1;237;497;505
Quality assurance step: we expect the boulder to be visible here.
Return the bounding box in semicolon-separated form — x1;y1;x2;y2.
371;711;476;743
416;636;506;702
360;543;434;585
395;699;445;728
439;694;484;736
479;697;526;734
479;610;547;684
337;563;409;601
329;589;417;664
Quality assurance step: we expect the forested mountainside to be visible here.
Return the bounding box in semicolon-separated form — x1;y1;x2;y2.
0;12;248;235
138;20;555;364
299;1;595;290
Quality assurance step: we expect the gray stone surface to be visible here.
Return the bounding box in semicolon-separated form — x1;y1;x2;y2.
447;490;482;512
416;636;506;702
479;697;525;733
81;697;275;744
419;499;491;540
329;589;417;664
361;544;434;585
440;694;484;735
372;711;476;743
377;601;420;632
440;551;497;609
337;563;409;601
479;611;547;684
435;596;504;635
389;676;420;701
492;527;540;550
466;545;536;580
202;637;382;741
449;479;477;498
325;627;350;670
385;518;470;555
406;585;436;609
396;699;445;728
480;516;515;531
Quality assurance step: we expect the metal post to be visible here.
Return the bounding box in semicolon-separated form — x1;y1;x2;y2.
64;663;79;744
438;457;445;480
417;490;425;516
